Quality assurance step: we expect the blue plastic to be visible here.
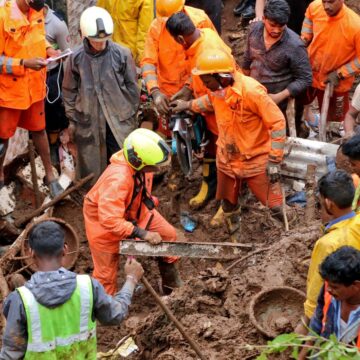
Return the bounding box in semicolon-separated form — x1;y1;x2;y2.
180;211;197;233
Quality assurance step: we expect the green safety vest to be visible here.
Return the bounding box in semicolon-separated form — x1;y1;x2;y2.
17;274;97;360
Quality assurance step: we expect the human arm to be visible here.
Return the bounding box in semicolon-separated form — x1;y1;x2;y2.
123;47;141;109
93;258;144;325
170;94;214;114
301;5;314;47
254;0;265;21
136;0;154;64
344;105;359;137
53;18;70;51
0;292;27;360
62;54;79;122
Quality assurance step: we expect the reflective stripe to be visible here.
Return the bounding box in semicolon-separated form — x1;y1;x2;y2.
355;57;360;70
271;141;285;150
271;129;286;138
18;286;43;344
141;64;156;73
0;55;4;74
303;17;313;26
301;27;313;34
196;98;207;112
77;275;91;332
26;328;96;352
204;95;212;107
346;63;354;76
144;74;158;84
5;58;13;74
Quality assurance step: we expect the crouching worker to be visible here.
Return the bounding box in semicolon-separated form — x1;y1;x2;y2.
0;220;144;359
83;129;182;296
299;246;360;359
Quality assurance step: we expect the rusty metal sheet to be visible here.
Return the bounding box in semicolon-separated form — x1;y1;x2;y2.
120;241;252;259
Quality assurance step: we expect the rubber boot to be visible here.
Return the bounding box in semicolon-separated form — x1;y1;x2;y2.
158;260;183;295
189;158;217;209
210;205;224;228
224;207;241;243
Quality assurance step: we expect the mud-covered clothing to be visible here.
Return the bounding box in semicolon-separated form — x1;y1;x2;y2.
301;0;360;93
242;22;312;112
305;212;360;318
310;284;360;345
0;268;135;360
62;39;139;182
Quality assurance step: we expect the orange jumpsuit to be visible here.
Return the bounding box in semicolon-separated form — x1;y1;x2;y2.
0;0;47;138
191;72;286;207
301;0;360;121
83;151;177;295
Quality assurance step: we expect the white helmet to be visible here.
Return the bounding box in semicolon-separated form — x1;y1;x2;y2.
80;6;113;42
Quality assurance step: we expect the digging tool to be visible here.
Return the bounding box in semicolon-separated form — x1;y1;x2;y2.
14;173;94;227
120;240;252;259
141;275;207;360
319;83;333;142
28;139;41;208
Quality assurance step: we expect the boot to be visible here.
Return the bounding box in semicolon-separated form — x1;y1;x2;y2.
210;205;224;228
158;260;183;295
224;207;242;243
189;158;217;209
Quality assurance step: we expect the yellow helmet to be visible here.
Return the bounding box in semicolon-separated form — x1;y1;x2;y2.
124;129;171;171
156;0;185;17
192;49;235;76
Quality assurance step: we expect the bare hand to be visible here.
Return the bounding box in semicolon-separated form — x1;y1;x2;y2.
46;48;61;59
249;17;262;24
170;86;193;102
152;90;170;116
170;99;191;113
269;93;284;104
124;258;144;282
144;231;162;245
23;57;47;71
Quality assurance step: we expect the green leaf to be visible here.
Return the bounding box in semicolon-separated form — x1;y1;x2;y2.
255;354;268;360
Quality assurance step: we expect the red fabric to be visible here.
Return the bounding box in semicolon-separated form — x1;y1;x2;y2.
90;209;177;295
0;101;45;139
216;169;283;208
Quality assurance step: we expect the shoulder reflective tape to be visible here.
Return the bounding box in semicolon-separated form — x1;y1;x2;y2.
271;141;285;150
271;129;286;138
5;58;13;74
77;275;92;333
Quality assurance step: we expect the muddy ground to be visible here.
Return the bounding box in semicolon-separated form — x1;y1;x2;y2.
1;0;360;359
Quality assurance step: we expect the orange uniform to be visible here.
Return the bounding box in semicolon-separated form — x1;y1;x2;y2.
301;0;360;93
141;6;215;97
0;0;47;109
185;28;234;136
191;72;286;207
83;151;176;295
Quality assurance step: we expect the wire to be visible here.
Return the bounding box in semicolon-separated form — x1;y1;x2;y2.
45;59;63;104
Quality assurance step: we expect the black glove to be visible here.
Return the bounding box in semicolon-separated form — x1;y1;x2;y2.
325;71;340;88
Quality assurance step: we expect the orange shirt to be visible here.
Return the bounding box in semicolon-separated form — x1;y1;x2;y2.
0;0;47;109
191;72;286;178
185;28;234;135
301;0;360;93
140;6;215;97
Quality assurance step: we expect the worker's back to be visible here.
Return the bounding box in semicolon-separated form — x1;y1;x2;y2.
17;270;96;359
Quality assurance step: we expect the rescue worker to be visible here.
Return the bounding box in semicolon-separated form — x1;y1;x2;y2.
96;0;154;64
44;4;70;157
171;49;287;240
83;128;182;296
242;0;312;117
344;83;360;137
299;246;360;359
300;0;360;126
0;0;63;196
166;12;234;209
62;7;140;183
141;0;216;136
0;220;144;359
298;171;360;334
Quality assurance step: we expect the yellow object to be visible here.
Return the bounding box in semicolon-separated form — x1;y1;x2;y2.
156;0;185;17
304;214;360;318
192;48;235;76
97;0;154;63
224;208;241;243
210;205;224;228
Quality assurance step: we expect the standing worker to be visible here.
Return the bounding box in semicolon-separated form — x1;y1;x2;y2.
300;0;360;127
166;12;234;209
62;7;140;183
0;220;144;359
96;0;154;64
171;49;287;240
141;0;216;136
0;0;63;196
83;128;182;296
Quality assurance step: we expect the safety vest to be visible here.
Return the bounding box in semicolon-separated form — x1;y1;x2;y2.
17;275;97;359
322;283;360;348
